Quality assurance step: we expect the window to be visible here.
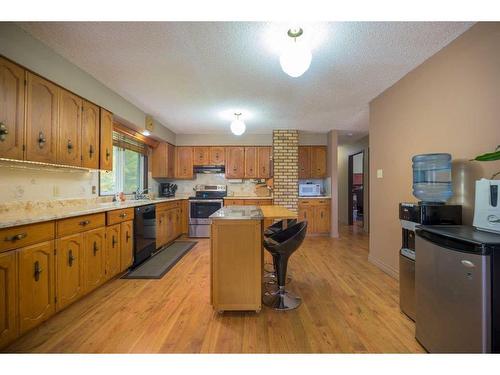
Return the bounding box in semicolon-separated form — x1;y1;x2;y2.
100;146;147;196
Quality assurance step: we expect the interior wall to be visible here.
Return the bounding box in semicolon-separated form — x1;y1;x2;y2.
369;22;500;278
337;136;369;230
327;130;339;238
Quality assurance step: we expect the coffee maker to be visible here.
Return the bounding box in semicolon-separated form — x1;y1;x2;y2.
159;182;177;197
473;179;500;234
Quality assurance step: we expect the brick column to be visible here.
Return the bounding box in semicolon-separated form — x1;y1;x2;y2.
272;130;299;212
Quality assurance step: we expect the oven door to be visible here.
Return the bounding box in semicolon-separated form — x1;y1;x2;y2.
189;199;223;224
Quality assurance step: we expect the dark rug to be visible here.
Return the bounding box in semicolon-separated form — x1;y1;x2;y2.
123;241;197;279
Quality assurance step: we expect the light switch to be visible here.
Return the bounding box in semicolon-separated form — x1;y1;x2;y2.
377;169;383;179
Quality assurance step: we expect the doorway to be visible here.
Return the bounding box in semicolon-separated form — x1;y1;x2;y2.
348;151;364;227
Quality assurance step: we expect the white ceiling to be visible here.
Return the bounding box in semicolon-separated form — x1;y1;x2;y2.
19;22;473;136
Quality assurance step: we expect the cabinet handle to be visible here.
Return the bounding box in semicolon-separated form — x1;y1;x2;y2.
93;241;99;255
0;122;8;142
67;139;73;152
126;231;130;242
112;235;117;248
34;261;43;282
68;249;76;267
79;220;90;226
38;131;46;148
106;148;110;160
89;144;94;157
5;232;27;242
119;213;128;218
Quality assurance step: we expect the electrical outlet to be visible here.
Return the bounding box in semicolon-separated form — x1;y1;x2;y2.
377;169;383;179
53;185;60;197
92;185;97;194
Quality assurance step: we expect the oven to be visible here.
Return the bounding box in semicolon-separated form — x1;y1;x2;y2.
189;199;224;237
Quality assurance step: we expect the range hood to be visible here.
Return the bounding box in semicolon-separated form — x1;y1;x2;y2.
193;165;226;174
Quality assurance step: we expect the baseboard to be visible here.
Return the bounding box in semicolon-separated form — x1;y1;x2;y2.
368;254;399;280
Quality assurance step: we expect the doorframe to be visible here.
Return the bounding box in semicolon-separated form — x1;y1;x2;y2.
348;151;364;226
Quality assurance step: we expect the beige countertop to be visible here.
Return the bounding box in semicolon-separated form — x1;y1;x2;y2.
0;196;190;229
298;196;331;199
224;196;273;200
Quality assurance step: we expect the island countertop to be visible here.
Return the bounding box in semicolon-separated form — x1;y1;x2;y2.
209;205;263;220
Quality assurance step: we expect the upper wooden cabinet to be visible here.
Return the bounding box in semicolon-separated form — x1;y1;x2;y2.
257;146;272;179
0;251;18;349
152;142;175;178
57;89;82;167
25;73;59;164
99;108;113;171
244;147;258;178
193;146;209;166
210;147;225;165
175;146;194;179
0;57;25;161
81;100;100;169
225;147;245;179
299;146;327;179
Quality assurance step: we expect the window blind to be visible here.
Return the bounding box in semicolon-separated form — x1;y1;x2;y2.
112;131;148;155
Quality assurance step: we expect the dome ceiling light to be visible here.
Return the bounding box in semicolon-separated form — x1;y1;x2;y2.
280;28;312;78
230;112;246;136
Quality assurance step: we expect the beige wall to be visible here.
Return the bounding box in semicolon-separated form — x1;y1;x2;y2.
369;22;500;278
338;136;369;231
327;130;339;238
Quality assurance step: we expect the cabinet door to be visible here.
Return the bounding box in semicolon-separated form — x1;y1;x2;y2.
210;146;225;165
120;221;133;272
81;100;100;169
298;207;314;232
167;143;176;178
174;208;181;238
57;89;82;166
18;240;55;335
257;146;272;179
56;233;84;311
83;227;106;293
25;73;59;164
0;251;18;348
152;142;168;178
0;57;25;160
298;146;311;179
105;224;121;279
193;146;209;166
314;205;331;234
225;147;244;178
244;147;258;178
180;200;189;234
175;146;193;179
156;211;167;248
99;108;113;171
311;146;327;178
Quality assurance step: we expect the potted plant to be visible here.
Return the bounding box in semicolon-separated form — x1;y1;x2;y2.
471;145;500;179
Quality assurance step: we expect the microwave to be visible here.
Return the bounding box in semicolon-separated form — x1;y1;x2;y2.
299;183;322;196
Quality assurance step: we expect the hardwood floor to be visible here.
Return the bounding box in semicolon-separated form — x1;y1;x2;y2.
4;226;424;353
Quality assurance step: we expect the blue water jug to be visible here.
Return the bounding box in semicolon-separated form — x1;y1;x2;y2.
412;153;453;203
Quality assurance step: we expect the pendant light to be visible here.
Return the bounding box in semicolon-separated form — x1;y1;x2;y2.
280;28;312;78
230;112;246;136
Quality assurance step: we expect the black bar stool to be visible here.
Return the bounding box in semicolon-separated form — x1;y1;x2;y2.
262;221;308;310
263;219;297;275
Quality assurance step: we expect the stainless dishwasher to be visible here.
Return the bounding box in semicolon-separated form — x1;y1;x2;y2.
415;225;500;353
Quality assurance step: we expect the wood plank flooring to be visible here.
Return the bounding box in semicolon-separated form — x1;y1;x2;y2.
4;226;424;353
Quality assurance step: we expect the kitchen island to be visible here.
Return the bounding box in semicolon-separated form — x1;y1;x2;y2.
209;205;297;312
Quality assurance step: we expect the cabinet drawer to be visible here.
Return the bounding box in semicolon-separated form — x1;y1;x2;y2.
298;199;313;206
156;200;180;212
106;208;134;226
299;199;330;207
0;221;55;253
56;213;105;237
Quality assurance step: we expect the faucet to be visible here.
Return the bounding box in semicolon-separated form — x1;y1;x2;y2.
135;188;150;200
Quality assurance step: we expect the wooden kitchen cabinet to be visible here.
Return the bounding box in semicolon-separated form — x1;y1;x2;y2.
180;200;189;234
311;146;327;178
99;108;113;171
56;233;84;311
175;146;194;179
105;224;121;280
18;240;56;335
298;199;331;235
83;227;106;293
193;146;210;165
81;100;100;169
225;147;244;178
152;142;176;178
257;146;272;178
25;72;59;164
120;220;133;272
298;205;314;224
156;210;168;248
314;205;331;234
244;147;258;178
0;251;18;349
0;56;25;161
57;89;82;167
210;146;225;165
298;146;311;179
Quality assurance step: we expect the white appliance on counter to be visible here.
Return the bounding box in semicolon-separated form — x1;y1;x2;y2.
473;179;500;234
299;183;321;197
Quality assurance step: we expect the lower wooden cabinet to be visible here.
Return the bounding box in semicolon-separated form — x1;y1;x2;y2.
18;240;56;335
180;199;189;234
298;199;331;235
83;227;106;293
0;251;18;348
56;234;84;311
120;221;133;272
105;224;121;280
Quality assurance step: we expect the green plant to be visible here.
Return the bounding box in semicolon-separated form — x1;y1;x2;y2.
471;145;500;179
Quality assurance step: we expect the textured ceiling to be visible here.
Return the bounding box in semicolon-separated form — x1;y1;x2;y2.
19;22;473;135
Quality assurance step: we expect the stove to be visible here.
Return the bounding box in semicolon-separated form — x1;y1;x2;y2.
188;185;227;237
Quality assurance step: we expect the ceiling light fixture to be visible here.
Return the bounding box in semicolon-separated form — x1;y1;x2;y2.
280;28;312;78
142;130;151;136
230;112;246;136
